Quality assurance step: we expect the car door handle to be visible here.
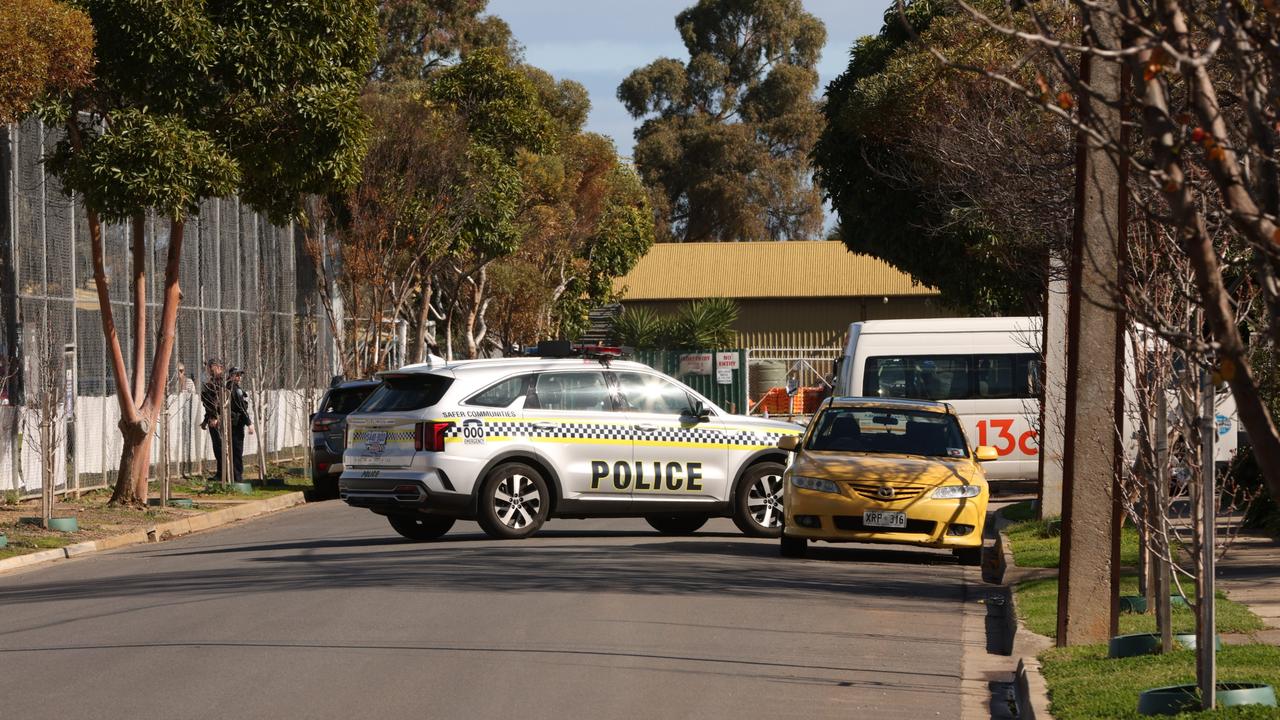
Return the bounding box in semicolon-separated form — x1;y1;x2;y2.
532;421;558;430
635;423;657;433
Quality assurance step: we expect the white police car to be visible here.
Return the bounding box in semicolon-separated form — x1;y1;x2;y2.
339;346;802;541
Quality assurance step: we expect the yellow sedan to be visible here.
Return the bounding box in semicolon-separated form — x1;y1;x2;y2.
777;397;996;564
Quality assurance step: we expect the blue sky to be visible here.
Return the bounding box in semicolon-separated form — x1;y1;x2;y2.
486;0;890;157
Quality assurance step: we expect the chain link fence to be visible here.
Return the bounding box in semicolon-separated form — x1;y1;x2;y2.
1;118;332;498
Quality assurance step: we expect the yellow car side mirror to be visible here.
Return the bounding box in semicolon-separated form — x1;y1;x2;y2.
975;446;999;462
777;435;800;452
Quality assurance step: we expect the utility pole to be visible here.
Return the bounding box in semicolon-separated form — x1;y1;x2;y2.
1056;2;1128;646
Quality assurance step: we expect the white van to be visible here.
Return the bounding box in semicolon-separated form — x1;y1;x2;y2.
834;317;1240;483
835;317;1044;482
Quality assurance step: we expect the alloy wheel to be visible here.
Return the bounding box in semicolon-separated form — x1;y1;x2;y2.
493;473;542;529
746;473;784;529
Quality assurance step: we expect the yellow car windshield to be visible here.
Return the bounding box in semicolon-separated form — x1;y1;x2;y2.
807;408;969;459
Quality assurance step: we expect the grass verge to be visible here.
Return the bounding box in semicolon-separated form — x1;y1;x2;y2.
1015;575;1265;639
1041;643;1280;719
0;534;73;561
1002;501;1141;569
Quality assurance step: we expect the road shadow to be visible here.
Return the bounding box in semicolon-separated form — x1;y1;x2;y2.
0;533;966;611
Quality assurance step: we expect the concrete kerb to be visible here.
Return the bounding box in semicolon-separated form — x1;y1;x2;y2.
0;492;308;575
992;506;1057;720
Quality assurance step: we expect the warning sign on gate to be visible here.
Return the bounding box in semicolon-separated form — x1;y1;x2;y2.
678;353;713;376
715;352;738;384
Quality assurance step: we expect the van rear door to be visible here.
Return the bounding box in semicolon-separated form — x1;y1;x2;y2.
345;373;454;470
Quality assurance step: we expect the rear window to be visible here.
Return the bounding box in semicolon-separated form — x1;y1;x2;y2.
320;386;376;414
359;375;454;413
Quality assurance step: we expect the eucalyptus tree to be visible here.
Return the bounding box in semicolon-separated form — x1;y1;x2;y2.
618;0;826;242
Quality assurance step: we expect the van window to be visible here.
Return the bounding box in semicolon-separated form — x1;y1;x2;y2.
864;356;970;400
863;354;1038;400
360;374;454;412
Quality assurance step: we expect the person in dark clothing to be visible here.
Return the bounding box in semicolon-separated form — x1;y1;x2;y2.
200;358;228;482
226;367;255;482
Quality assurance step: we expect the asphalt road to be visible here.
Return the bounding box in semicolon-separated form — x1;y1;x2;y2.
0;501;978;720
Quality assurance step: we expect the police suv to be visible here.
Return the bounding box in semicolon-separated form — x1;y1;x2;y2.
339;346;802;541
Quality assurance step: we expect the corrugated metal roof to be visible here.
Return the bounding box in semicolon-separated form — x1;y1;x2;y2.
614;241;938;300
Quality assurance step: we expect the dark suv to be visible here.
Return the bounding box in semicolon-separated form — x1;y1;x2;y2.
310;380;379;497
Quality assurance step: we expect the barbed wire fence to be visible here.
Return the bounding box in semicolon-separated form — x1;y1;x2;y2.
1;118;334;499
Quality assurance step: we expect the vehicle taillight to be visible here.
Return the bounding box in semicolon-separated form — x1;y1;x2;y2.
414;421;452;452
312;417;335;432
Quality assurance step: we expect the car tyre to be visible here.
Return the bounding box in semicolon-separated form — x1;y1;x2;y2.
780;534;808;558
477;462;550;540
387;514;455;541
955;547;983;567
645;514;708;535
732;461;786;538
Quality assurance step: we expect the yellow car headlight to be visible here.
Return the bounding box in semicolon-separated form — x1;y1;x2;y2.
792;476;841;494
931;484;982;499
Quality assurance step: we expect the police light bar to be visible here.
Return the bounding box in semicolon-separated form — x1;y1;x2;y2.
531;341;630;361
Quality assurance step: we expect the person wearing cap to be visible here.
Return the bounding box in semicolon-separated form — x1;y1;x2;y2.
225;367;255;483
200;358;228;481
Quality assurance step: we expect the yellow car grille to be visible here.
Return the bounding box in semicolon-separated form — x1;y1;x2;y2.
846;482;928;502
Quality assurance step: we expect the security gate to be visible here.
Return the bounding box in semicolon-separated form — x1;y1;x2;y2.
744;348;842;417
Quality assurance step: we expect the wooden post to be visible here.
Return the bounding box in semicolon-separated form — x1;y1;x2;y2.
1197;368;1217;708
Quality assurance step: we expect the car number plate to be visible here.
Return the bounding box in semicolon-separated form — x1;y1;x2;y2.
363;430;388;454
863;510;907;529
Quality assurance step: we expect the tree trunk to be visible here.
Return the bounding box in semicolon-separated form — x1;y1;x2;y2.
107;218;187;506
130;213;147;400
411;276;433;364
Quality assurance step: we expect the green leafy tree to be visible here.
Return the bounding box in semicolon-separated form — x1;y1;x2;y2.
814;1;1053;314
425;48;556;358
44;0;377;506
486;69;654;349
374;0;516;80
618;0;826;242
0;0;93;123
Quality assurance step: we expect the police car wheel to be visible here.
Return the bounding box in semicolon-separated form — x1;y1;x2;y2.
780;534;807;558
645;514;708;535
477;463;549;539
732;462;786;538
387;514;456;541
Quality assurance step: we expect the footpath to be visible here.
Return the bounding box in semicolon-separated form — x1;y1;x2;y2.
0;491;308;574
1217;532;1280;645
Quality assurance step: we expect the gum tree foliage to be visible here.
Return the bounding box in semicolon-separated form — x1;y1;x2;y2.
814;1;1052;314
0;0;94;124
423;47;557;359
486;67;654;349
618;0;826;242
42;0;377;506
374;0;516;80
